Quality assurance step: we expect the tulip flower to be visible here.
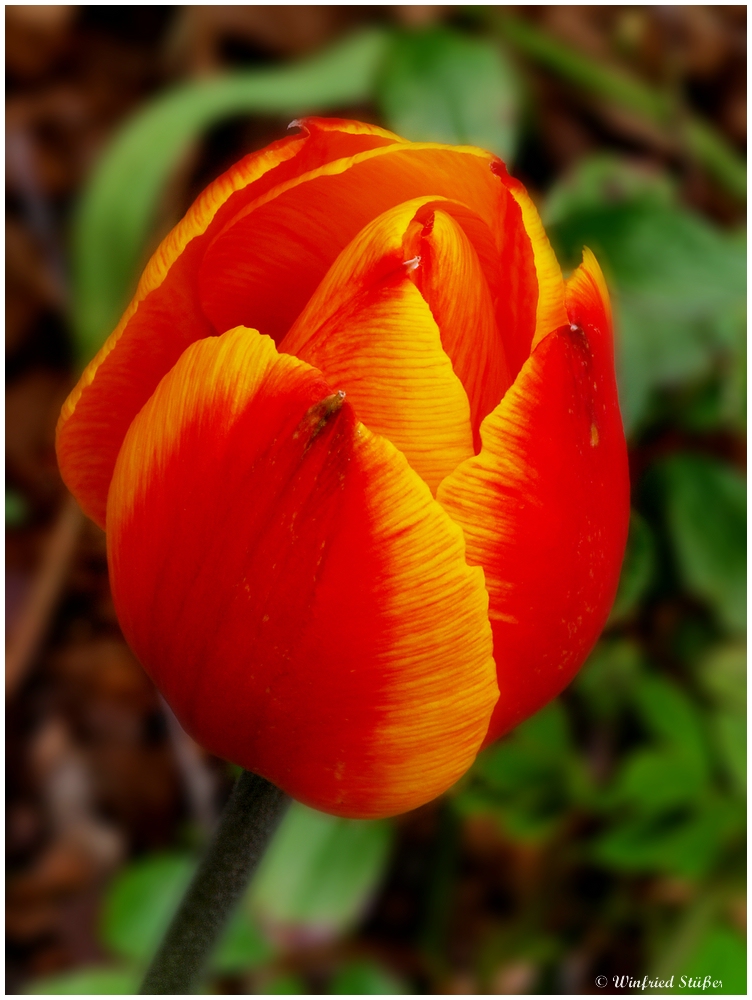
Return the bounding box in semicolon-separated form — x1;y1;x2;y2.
57;118;629;819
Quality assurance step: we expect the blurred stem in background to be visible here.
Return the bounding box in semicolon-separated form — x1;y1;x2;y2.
419;801;460;977
478;9;746;201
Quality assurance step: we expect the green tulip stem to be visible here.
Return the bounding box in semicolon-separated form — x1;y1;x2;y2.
139;770;290;994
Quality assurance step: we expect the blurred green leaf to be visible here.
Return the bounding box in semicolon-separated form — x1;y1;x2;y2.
650;889;746;992
608;511;656;624
378;27;519;160
25;966;140;994
264;973;307;993
101;851;280;975
329;959;407;994
694;644;746;796
695;643;746;710
474;701;573;790
211;905;273;974
72;27;389;363
459;702;585;839
6;488;29;527
249;803;393;937
595;798;742;879
575;639;643;719
659;455;746;633
544;155;675;226
676;924;747;994
711;712;746;796
593;668;743;878
632;674;709;774
101;853;194;965
546;158;745;432
607;749;708;814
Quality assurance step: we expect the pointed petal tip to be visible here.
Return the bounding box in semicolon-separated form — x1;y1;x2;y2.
566;246;612;330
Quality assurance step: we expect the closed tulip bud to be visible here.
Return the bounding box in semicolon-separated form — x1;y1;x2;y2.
57;119;629;818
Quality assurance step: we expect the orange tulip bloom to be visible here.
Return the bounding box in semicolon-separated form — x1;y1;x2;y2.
57;119;629;818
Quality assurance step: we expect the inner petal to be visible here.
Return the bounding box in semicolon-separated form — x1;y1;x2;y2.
280;201;479;494
197;143;504;343
403;206;514;448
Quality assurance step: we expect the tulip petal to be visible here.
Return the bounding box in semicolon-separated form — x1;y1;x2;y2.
491;164;569;365
281;199;479;493
107;327;498;818
437;249;629;744
404;206;514;445
56;119;400;528
198;142;528;346
57;119;565;531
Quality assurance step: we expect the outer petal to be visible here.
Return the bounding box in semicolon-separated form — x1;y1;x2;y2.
56;119;402;528
437;249;629;744
107;327;498;818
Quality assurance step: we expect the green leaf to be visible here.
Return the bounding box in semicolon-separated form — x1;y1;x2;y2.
211;905;273;974
264;973;307;994
544;154;675;227
460;702;583;839
546;158;745;432
248;803;393;937
608;511;655;623
473;701;574;795
100;853;194;965
72;27;389;363
607;749;708;814
5;488;28;527
632;674;709;774
676;925;747;994
25;967;141;994
329;960;407;994
595;799;741;879
711;711;746;795
659;454;746;632
696;643;746;711
695;644;746;795
378;27;519;160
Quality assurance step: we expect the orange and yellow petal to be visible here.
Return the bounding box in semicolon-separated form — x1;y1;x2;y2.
492;165;569;364
437;249;629;744
403;205;513;444
107;326;498;817
56;119;402;528
281;199;479;493
57;119;567;534
197;141;504;340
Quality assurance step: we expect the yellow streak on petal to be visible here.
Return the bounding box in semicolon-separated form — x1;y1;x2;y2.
107;327;304;524
350;423;498;816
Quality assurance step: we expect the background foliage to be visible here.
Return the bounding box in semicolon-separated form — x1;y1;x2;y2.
6;6;745;995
